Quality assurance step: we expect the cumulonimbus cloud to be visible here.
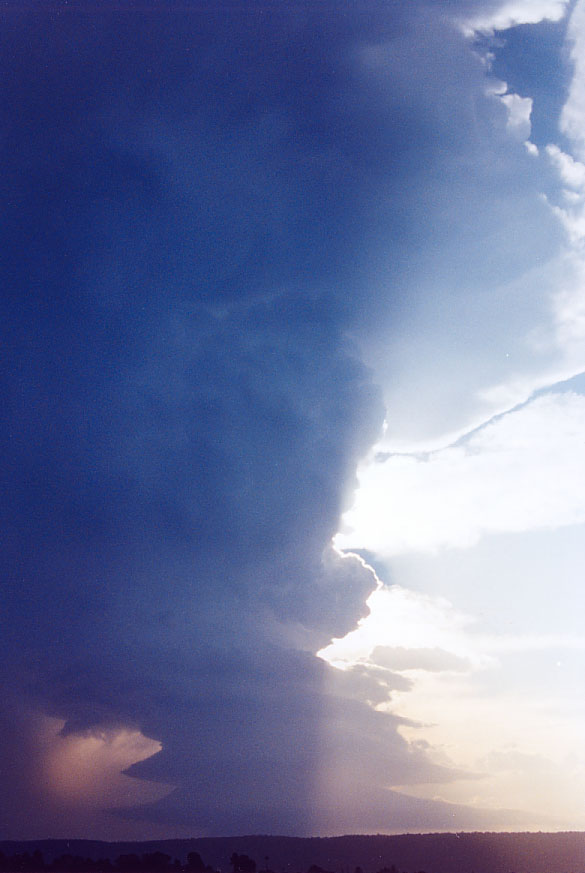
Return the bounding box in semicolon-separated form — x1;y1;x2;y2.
1;0;578;838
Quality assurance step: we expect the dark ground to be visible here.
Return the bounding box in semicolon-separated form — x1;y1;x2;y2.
2;832;585;873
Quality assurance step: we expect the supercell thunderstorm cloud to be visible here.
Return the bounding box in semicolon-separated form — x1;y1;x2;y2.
2;0;585;839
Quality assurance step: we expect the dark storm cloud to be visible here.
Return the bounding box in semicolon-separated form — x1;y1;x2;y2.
0;0;521;837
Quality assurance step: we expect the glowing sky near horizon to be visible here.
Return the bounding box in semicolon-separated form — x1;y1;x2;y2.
2;0;585;840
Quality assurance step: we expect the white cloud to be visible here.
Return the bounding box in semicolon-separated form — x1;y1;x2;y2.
551;272;585;345
499;92;533;140
546;144;585;190
560;0;585;160
352;1;585;454
510;251;585;365
319;584;480;669
550;194;585;243
327;8;585;830
543;145;585;242
46;724;169;807
320;573;585;829
371;645;471;673
460;0;570;36
336;390;585;555
361;201;585;454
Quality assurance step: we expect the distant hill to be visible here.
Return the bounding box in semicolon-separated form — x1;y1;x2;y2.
2;833;585;873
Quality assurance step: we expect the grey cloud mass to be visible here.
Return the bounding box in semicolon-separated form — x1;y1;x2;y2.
0;0;555;838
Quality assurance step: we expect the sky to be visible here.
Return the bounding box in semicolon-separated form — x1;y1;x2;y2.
1;0;585;841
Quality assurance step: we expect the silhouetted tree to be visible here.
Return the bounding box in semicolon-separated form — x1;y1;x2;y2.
116;856;143;871
141;854;172;871
230;855;256;873
13;852;47;872
186;854;205;873
57;855;97;872
53;855;76;872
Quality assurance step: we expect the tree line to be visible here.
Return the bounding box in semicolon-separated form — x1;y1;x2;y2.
0;851;211;873
0;850;426;873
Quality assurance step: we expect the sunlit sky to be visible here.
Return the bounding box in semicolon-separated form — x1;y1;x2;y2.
2;0;585;840
320;0;585;829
